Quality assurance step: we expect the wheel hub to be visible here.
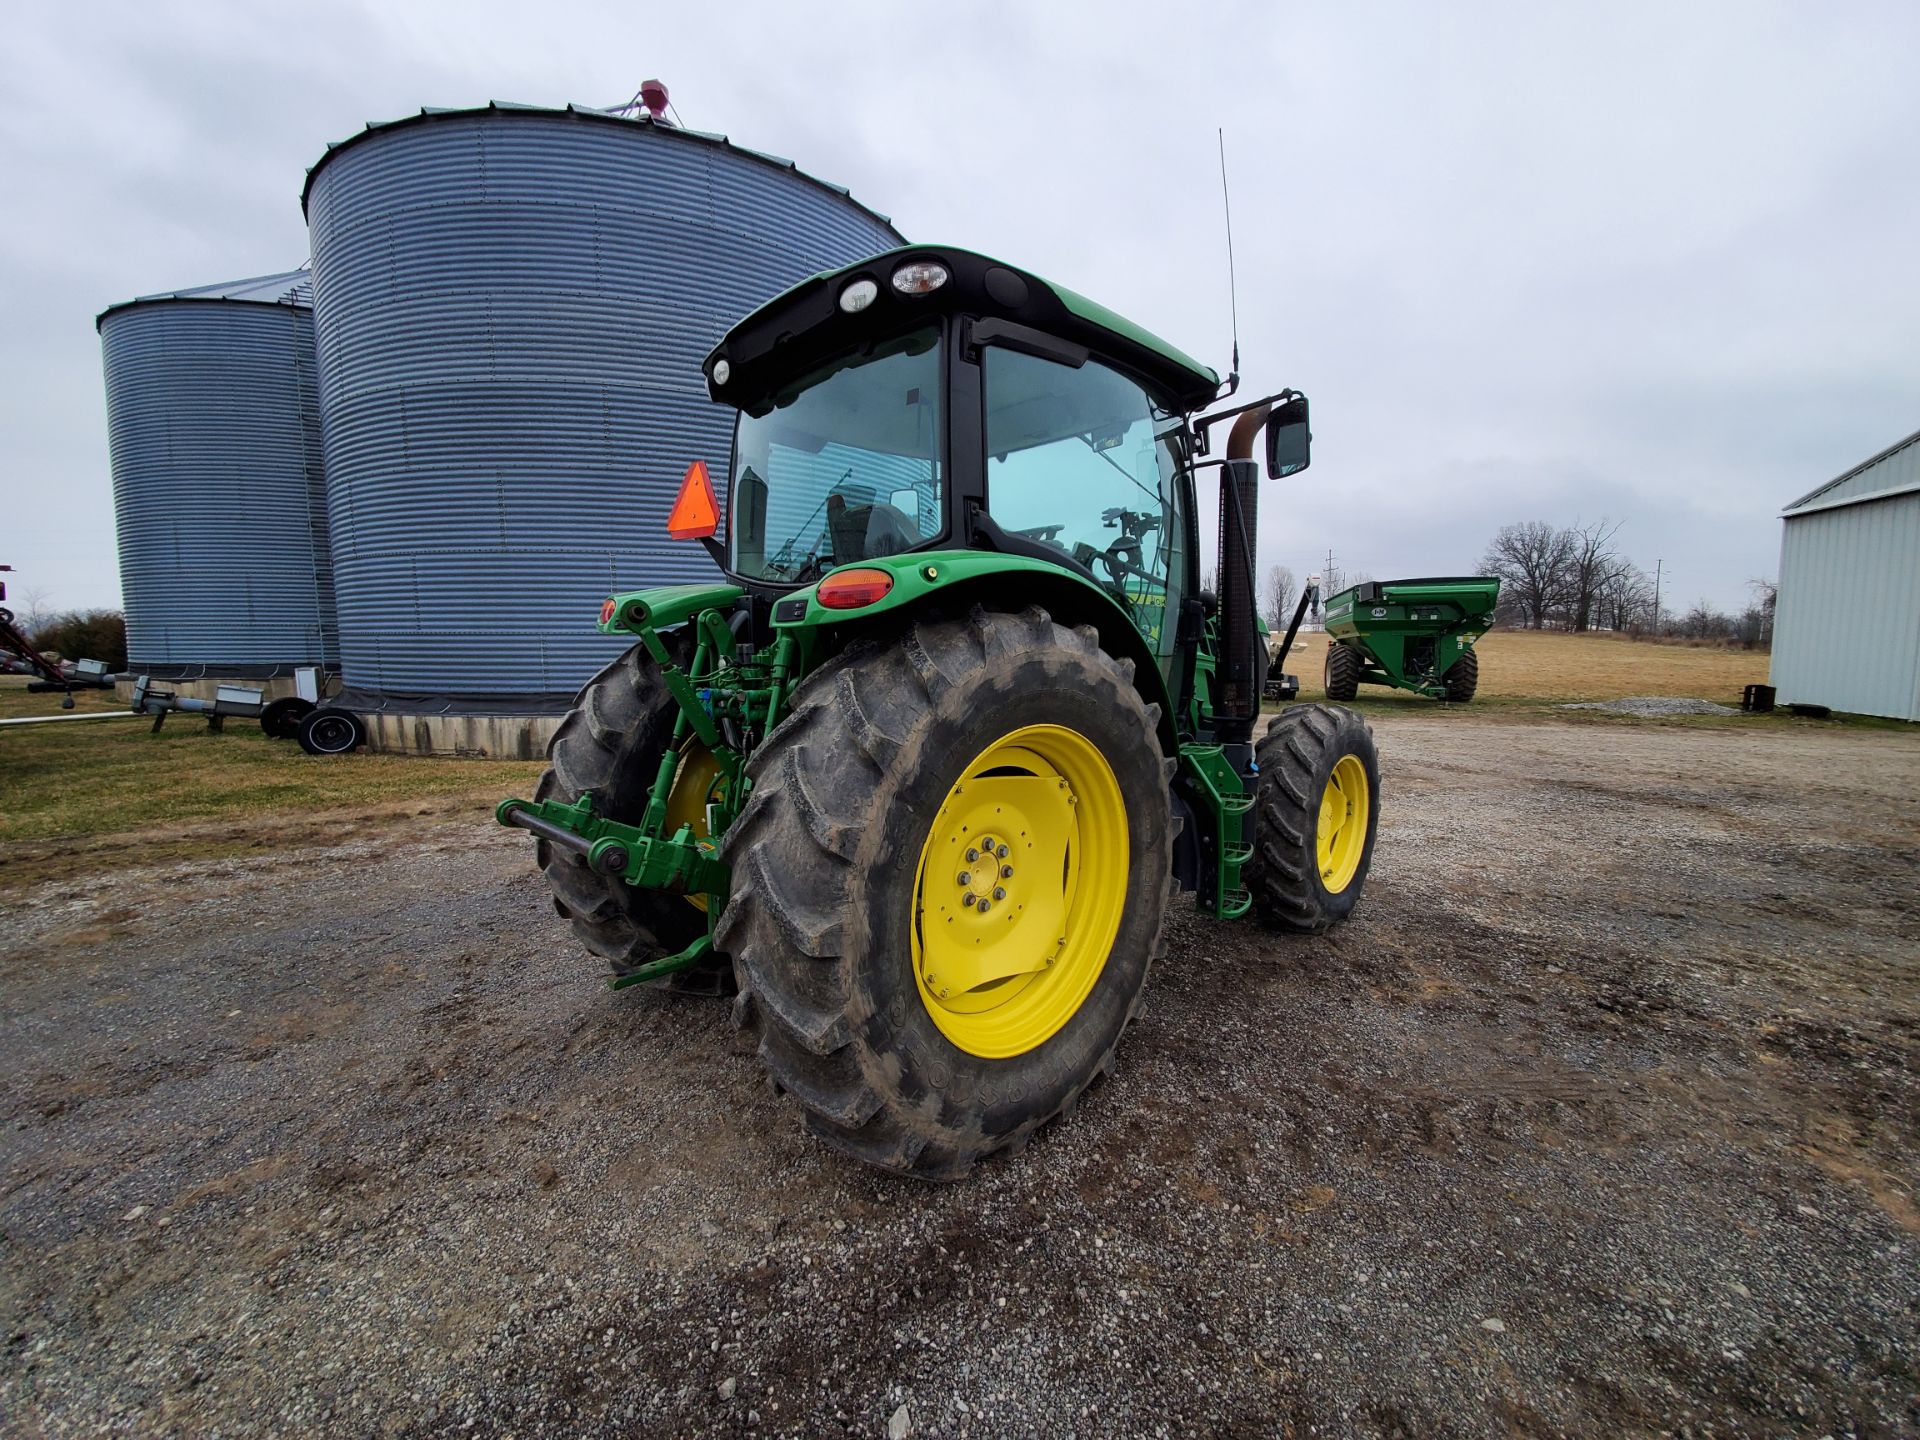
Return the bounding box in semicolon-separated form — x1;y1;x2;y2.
917;771;1074;999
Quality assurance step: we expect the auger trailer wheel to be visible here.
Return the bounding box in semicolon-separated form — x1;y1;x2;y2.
296;707;367;756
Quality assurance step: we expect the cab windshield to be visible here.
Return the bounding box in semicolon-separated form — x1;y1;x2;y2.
728;327;942;584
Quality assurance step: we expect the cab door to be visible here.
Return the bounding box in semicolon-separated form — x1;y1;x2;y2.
980;346;1190;680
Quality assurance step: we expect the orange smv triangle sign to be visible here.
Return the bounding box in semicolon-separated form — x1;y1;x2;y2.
667;459;719;539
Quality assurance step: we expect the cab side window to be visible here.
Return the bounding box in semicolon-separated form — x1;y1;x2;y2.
983;349;1184;652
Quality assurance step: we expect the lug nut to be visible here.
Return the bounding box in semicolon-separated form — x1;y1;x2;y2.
965;847;980;863
977;899;992;913
992;887;1006;901
979;836;994;851
1001;864;1014;879
961;892;976;908
957;871;972;886
995;844;1009;859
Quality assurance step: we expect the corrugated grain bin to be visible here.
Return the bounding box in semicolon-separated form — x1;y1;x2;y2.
97;270;337;676
302;103;904;710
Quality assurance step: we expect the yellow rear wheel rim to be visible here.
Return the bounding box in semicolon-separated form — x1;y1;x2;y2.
910;724;1129;1060
1317;753;1370;894
663;741;725;912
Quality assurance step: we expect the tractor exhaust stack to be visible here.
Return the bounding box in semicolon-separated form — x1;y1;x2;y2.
1215;405;1269;750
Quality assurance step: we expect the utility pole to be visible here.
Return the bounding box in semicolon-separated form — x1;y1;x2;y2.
1652;558;1663;635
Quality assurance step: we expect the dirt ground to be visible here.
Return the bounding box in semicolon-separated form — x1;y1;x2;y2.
3;710;1916;1438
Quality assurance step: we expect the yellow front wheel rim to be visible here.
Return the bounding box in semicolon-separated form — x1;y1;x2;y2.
910;724;1129;1060
1317;754;1370;894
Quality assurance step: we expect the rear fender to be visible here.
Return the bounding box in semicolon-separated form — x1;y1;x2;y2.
777;550;1177;754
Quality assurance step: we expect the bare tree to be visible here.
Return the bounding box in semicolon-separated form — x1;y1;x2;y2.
1676;600;1739;641
18;586;53;633
1479;521;1573;629
1596;563;1655;632
1264;565;1297;628
1565;519;1629;632
1744;578;1777;648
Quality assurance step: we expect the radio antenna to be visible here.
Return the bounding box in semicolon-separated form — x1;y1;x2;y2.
1217;127;1241;392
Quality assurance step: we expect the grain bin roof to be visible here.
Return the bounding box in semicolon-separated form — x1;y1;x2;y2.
300;102;899;235
1782;427;1920;517
96;268;312;330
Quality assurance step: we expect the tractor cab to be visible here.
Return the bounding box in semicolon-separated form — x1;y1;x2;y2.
691;245;1303;735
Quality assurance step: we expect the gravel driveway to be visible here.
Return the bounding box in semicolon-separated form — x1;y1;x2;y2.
3;711;1916;1437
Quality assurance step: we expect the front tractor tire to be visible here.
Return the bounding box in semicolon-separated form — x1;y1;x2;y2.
1247;703;1380;934
535;638;726;994
716;607;1171;1181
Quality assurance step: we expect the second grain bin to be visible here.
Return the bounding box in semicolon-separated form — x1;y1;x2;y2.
303;102;904;754
97;270;336;689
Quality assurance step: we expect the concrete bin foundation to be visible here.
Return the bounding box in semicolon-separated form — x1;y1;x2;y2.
360;711;560;760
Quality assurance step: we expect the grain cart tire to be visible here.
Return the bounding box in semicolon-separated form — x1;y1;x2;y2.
260;696;315;739
716;607;1171;1180
535;637;726;996
1442;647;1479;703
1323;642;1361;702
297;707;367;756
1247;703;1380;934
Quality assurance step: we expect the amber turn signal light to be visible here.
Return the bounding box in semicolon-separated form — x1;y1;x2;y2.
816;568;894;610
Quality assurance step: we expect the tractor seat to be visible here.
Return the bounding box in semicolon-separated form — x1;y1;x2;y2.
826;493;921;565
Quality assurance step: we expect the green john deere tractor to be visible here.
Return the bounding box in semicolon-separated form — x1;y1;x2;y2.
498;245;1380;1179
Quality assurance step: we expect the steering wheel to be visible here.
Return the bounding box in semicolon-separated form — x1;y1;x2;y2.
1081;537;1146;601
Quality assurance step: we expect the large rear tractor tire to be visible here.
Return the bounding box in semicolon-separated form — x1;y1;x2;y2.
535;638;727;995
716;607;1171;1180
1323;642;1361;702
1442;647;1479;702
1247;703;1380;934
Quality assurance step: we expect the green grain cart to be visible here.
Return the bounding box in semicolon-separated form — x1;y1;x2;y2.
1322;576;1501;702
497;246;1382;1179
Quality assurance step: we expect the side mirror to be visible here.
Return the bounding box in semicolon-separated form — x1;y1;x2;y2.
1266;395;1311;479
735;465;769;571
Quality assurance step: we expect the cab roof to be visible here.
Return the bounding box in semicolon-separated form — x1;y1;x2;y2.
705;245;1223;413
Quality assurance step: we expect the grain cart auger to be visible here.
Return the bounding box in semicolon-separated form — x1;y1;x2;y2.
497;246;1381;1179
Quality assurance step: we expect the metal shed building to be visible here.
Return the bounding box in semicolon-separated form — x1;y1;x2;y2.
302;102;903;740
97;270;337;679
1769;428;1920;721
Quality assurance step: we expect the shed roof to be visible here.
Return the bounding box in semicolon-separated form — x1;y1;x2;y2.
1782;427;1920;517
95;268;312;329
300;102;900;238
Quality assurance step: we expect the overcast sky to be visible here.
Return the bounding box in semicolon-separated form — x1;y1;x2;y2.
4;0;1916;618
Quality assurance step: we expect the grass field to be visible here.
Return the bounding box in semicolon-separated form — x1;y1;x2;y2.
0;678;542;884
0;630;1870;884
1280;626;1769;705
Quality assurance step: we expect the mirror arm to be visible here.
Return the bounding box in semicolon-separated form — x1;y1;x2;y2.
1191;387;1302;456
